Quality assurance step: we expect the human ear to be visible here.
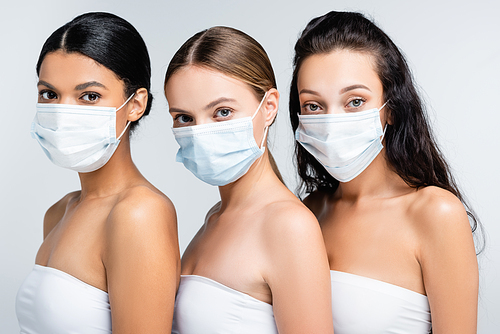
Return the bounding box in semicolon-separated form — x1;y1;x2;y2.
127;87;149;122
263;88;279;127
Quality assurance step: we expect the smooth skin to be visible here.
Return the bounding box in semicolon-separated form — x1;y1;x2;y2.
298;50;478;333
35;51;181;333
166;65;334;334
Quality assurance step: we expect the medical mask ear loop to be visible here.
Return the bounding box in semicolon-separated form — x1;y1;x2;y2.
259;127;269;149
378;100;389;142
115;93;136;141
117;121;132;141
251;91;268;120
116;93;136;112
251;91;269;150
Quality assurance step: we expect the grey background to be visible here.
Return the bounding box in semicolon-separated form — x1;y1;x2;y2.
1;0;498;332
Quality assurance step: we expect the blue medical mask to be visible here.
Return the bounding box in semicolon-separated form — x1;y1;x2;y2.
172;93;268;186
295;102;388;182
31;94;134;173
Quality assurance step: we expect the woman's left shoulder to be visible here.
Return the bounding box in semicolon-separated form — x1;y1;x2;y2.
108;185;176;234
408;186;470;238
103;185;178;268
265;198;319;228
121;185;174;211
260;198;323;249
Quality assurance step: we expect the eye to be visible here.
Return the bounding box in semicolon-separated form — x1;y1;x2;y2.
81;92;101;102
301;103;322;114
175;114;193;124
39;90;57;100
347;98;365;108
215;108;232;118
309;104;319;111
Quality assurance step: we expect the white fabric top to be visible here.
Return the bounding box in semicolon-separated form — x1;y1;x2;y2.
331;270;431;334
172;275;278;334
16;265;111;334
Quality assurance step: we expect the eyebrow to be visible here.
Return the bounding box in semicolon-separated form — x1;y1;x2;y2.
205;97;237;110
340;84;371;94
168;107;187;114
37;80;56;90
37;80;108;91
168;97;238;114
75;81;107;90
299;85;372;96
299;89;320;96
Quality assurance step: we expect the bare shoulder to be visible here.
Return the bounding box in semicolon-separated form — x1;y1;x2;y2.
103;185;180;332
43;191;80;238
408;189;477;332
103;185;179;276
260;198;323;250
106;185;177;241
409;186;471;242
119;185;174;216
258;196;331;319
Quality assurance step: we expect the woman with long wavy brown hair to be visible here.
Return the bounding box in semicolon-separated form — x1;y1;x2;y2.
290;11;481;334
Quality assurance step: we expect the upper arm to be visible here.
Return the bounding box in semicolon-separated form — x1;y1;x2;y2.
263;204;333;334
104;189;180;334
416;188;478;333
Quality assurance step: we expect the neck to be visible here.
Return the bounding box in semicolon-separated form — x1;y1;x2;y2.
336;150;408;202
217;151;280;210
77;136;143;199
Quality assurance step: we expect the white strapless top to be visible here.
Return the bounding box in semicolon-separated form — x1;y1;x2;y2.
331;270;431;334
171;275;278;334
16;265;111;334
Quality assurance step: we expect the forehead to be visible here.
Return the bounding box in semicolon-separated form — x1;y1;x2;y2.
38;50;123;88
297;50;381;92
165;65;257;108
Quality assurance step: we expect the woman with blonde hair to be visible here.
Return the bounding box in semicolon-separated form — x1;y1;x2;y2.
165;26;334;334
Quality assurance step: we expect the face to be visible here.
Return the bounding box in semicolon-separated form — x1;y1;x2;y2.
37;50;140;136
165;65;278;146
297;49;389;125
